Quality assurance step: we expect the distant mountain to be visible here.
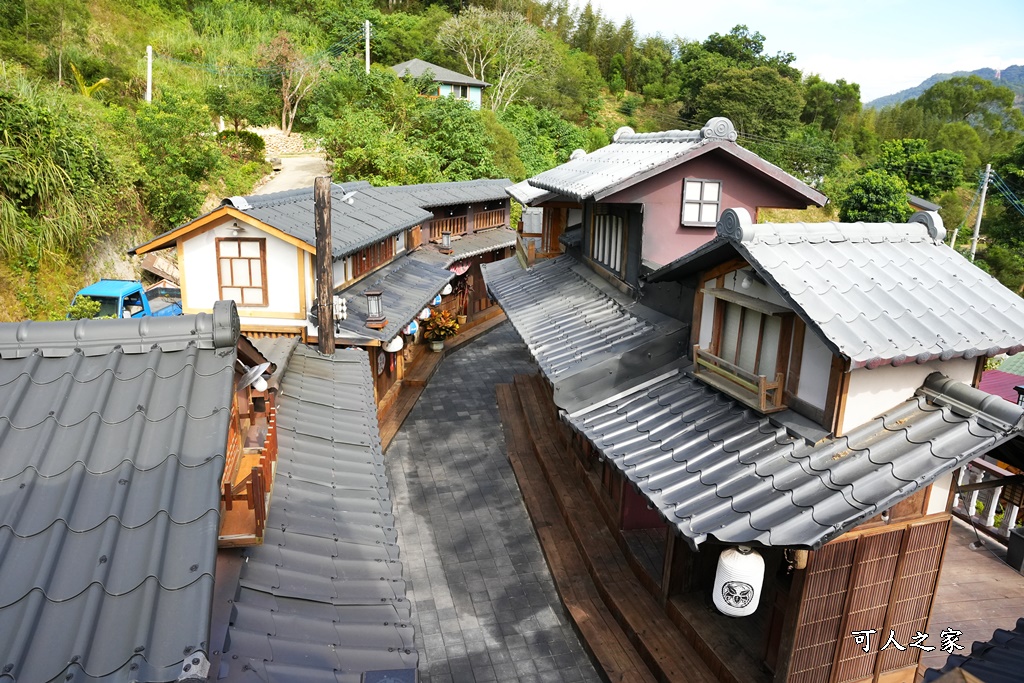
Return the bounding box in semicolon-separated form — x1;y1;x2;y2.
866;65;1024;109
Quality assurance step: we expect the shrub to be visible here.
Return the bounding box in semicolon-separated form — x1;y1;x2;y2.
423;309;459;340
217;130;266;161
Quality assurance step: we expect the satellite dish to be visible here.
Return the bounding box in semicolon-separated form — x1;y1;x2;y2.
237;361;271;391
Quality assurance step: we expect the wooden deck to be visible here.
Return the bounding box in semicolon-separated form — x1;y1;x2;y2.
918;517;1024;675
498;373;719;683
378;311;506;450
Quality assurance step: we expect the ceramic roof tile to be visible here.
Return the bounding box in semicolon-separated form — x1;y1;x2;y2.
480;255;658;379
218;344;416;682
0;303;239;683
221;183;432;260
567;369;1024;549
524;118;826;205
390;58;488;87
413;227;518;269
925;617;1024;683
654;210;1024;369
332;253;455;344
379;179;511;207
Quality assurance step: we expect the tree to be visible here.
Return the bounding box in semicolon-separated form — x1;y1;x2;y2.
874;139;964;199
436;6;550;111
259;31;329;136
801;75;860;138
410;97;501;181
26;0;88;86
205;81;275;131
136;92;221;227
694;66;804;140
838;170;911;223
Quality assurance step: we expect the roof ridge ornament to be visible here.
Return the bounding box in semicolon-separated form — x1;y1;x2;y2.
909;210;946;243
701;117;738;141
717;207;755;242
612;126;635;142
569;148;587;160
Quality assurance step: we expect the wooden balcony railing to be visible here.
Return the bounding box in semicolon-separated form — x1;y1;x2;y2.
428;215;468;242
219;392;278;546
952;458;1024;542
474;208;506;230
692;345;785;413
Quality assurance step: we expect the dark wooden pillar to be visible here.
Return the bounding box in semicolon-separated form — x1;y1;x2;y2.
314;176;335;355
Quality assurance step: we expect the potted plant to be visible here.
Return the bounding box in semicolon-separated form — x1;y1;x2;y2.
423;309;459;352
454;278;469;326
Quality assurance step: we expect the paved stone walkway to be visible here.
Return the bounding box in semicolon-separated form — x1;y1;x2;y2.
386;323;602;683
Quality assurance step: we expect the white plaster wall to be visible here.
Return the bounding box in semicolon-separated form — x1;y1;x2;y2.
698;278;715;349
842;358;976;430
180;216;303;324
722;269;790;308
926;471;953;515
796;332;832;410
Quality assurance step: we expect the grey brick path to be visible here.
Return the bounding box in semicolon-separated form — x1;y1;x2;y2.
386;322;602;683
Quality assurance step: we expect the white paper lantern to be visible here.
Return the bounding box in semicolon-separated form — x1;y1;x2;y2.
441;283;453;296
713;546;764;617
383;336;404;353
418;308;431;320
403;320;418;335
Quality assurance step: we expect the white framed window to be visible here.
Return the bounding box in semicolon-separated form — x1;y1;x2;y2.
682;179;721;226
590;213;624;275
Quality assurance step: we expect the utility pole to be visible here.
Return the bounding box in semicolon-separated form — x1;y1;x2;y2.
970;163;992;262
145;46;153;103
364;20;371;74
314;177;336;355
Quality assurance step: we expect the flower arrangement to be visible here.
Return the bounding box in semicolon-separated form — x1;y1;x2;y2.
423;309;460;341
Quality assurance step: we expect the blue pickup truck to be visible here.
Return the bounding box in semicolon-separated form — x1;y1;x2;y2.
70;280;183;318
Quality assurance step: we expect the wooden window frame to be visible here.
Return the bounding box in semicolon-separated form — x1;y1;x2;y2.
216;237;268;308
696;290;794;413
681;178;722;227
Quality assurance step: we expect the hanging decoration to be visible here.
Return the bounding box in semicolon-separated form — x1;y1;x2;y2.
432;294;442;305
441;283;453;296
713;546;764;617
418;308;431;320
403;320;418;336
383;336;404;353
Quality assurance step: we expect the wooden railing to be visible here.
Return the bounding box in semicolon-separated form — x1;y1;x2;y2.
219;393;278;545
952;458;1024;542
474;208;506;230
692;345;785;413
428;215;468;242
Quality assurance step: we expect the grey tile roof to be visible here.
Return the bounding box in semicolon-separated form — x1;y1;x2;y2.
334;253;455;344
221;183;432;260
924;617;1024;683
480;256;684;387
414;227;518;268
218;344;416;682
0;303;240;683
525;117;826;205
559;227;582;248
391;58;488;87
507;179;557;206
653;209;1024;369
380;179;512;207
567;368;1024;550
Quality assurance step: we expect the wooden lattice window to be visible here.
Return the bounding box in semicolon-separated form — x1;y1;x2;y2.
217;238;267;306
788;517;950;683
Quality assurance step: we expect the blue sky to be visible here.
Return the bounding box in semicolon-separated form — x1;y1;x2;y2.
591;0;1024;102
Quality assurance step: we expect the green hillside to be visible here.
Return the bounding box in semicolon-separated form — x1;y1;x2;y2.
2;0;1024;321
867;65;1024;110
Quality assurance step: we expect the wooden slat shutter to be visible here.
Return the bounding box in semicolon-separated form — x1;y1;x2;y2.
831;529;904;682
789;538;857;683
877;518;950;674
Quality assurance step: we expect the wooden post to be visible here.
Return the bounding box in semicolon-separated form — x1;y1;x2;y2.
314;176;335;355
